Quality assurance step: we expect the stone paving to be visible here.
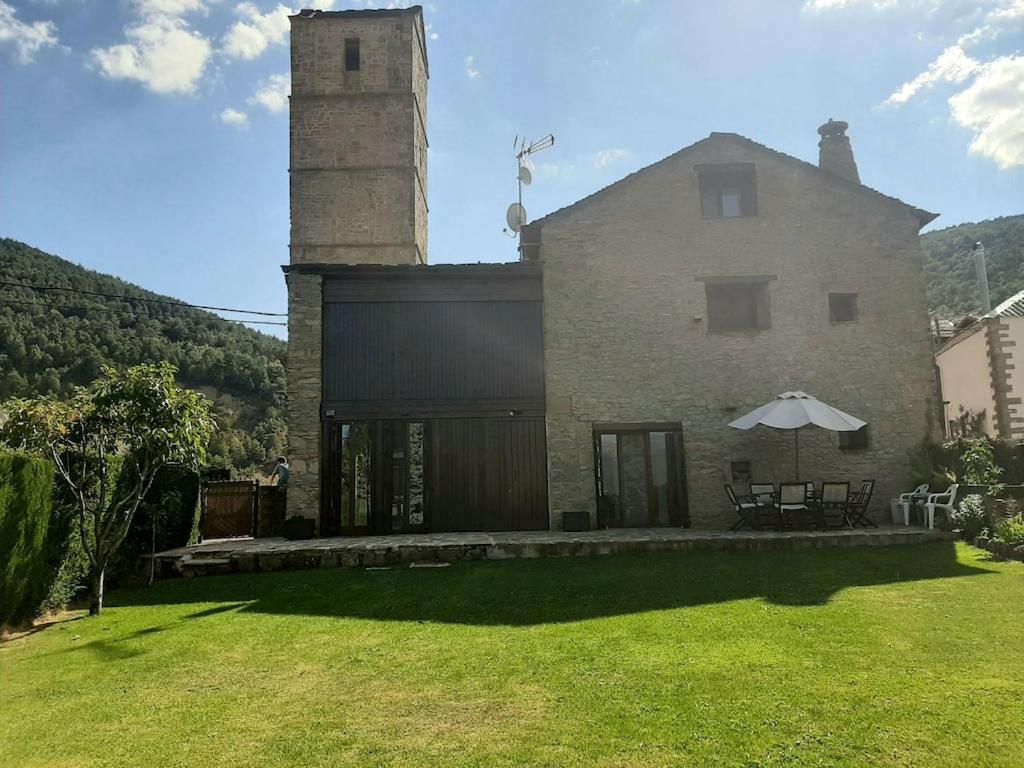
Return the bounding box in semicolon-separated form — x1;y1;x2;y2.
151;526;955;578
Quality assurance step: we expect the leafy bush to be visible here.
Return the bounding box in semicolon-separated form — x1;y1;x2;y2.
950;494;991;541
992;515;1024;546
0;453;64;627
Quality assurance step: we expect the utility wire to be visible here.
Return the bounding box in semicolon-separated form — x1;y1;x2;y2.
0;279;286;317
0;295;287;327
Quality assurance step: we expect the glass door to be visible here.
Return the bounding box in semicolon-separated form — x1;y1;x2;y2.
594;424;688;528
322;421;427;536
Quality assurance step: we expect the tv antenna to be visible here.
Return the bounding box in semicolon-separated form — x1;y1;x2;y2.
504;133;555;254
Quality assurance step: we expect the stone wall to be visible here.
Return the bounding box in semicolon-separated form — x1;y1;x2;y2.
289;8;427;265
538;134;939;529
285;271;323;527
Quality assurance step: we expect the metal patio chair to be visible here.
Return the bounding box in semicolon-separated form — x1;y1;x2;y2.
777;482;812;530
725;484;760;530
847;479;876;528
820;481;852;529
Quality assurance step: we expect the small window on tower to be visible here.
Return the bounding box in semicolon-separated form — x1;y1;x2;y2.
345;38;360;71
829;293;858;322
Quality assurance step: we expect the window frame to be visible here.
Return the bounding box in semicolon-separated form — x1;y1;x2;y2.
344;37;360;71
696;163;758;219
839;425;870;451
700;276;774;333
828;292;859;323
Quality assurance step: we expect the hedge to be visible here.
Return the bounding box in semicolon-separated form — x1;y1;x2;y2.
0;453;63;628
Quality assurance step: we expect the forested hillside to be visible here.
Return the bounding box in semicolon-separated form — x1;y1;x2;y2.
921;214;1024;316
0;239;286;472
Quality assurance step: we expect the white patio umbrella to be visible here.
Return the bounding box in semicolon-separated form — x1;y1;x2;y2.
727;391;866;478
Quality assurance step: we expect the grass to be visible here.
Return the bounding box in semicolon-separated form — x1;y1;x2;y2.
2;541;1023;767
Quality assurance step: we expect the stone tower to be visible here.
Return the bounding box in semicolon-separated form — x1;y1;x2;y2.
285;6;429;529
289;6;428;266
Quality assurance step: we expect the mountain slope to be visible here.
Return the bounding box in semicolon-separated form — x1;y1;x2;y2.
0;238;286;472
921;214;1024;316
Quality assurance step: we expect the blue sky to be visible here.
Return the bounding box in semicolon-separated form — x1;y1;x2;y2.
2;0;1022;337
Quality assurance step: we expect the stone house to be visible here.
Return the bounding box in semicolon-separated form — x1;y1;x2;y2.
935;291;1024;440
284;6;939;534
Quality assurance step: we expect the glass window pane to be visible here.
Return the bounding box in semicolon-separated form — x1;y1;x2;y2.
599;433;620;522
341;422;371;529
720;188;743;218
650;432;670;526
619;433;648;527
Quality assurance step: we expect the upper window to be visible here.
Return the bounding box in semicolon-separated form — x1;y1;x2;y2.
839;425;870;451
829;293;858;322
705;281;771;331
345;38;360;71
697;163;758;218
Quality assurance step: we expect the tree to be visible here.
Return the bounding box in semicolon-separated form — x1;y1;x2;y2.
0;363;216;614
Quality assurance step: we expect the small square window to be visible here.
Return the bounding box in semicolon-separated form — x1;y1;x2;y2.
697;163;758;218
345;38;360;71
829;293;858;322
730;460;752;483
706;281;771;331
839;425;870;451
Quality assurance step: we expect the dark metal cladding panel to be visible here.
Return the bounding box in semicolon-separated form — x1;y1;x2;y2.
323;300;544;406
429;418;548;532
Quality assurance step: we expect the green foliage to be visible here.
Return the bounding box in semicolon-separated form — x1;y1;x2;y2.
0;238;286;473
959;438;1005;495
922;214;1024;315
0;453;62;627
0;363;216;614
950;493;991;541
992;514;1024;545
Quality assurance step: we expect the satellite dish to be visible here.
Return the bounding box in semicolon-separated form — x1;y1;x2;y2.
518;165;532;185
506;203;528;232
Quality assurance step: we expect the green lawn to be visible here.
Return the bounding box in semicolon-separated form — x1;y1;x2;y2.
2;541;1023;767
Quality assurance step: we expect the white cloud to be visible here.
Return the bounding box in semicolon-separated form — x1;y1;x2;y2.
949;55;1024;169
465;54;479;79
218;106;249;128
89;0;213;94
882;43;982;105
0;1;60;63
222;2;290;60
91;15;213;94
538;162;577;181
248;72;290;112
814;0;1024;167
593;148;629;169
222;1;339;60
425;21;438;40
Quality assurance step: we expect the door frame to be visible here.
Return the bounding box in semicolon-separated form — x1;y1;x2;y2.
592;422;690;529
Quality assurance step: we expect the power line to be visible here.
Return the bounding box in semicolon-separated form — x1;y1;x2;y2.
0;296;287;327
0;279;286;317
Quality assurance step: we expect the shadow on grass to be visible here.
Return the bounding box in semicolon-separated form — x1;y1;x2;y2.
104;541;997;628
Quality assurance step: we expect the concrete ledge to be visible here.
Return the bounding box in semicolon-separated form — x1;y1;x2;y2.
153;526;956;579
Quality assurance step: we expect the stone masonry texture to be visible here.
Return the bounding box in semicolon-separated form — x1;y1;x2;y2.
286;8;427;525
537;133;939;530
286;271;323;527
289;9;427;266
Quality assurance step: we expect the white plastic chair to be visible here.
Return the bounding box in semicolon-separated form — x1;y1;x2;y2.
924;484;959;530
900;484;929;526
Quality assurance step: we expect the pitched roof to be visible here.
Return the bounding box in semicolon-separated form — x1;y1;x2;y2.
528;132;938;229
985;288;1024;319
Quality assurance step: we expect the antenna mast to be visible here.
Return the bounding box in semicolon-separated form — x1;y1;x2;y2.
504;133;555;258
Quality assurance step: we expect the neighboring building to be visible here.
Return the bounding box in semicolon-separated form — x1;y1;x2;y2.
935;291;1024;440
285;6;940;533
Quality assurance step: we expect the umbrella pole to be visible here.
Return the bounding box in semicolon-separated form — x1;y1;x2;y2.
794;429;800;479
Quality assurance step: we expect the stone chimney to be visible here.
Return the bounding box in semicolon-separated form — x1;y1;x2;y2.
817;118;860;184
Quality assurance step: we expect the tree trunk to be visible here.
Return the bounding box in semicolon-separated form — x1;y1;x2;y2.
88;565;105;615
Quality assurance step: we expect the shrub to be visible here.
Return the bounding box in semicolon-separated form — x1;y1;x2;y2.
950;494;990;541
0;453;63;627
992;515;1024;546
